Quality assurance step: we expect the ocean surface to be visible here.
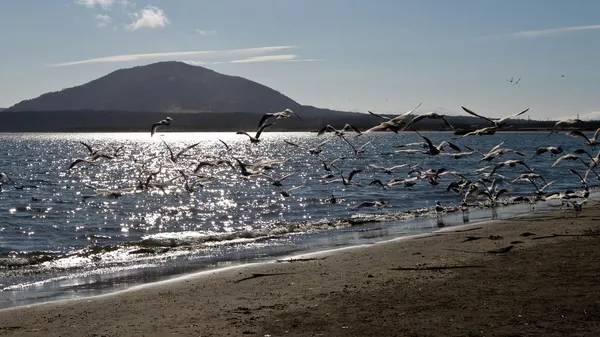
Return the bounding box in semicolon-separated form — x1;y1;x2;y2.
0;131;595;309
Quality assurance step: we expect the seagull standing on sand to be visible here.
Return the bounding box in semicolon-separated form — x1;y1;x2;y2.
151;117;173;137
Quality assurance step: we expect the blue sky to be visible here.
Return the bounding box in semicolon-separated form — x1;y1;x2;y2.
1;0;600;120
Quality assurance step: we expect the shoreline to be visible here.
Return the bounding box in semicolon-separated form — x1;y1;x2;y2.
0;195;568;310
1;200;599;336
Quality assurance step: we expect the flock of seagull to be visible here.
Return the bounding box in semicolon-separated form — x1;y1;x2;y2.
8;105;593;223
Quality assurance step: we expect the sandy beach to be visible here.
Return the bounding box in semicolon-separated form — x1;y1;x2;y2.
1;200;599;337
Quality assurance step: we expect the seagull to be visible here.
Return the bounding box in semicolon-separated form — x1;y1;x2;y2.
401;112;455;131
279;184;305;197
317;124;361;137
258;108;301;128
68;153;114;170
237;123;273;143
365;103;422;133
232;157;262;177
525;179;555;196
568;169;588;185
320;156;346;172
368;163;408;174
562;199;588;217
551;153;589;168
461;106;529;128
548;118;584;136
260;171;298;186
352;200;388;210
487;160;532;177
473;179;511;205
512;77;521;86
284;139;331;155
193;158;234;173
218;139;231;151
479;148;526;162
531;146;563;158
456;126;499;138
151;117;173;137
511;172;547;185
322;169;362;187
412;130;461;156
434;201;444;213
353;139;373;156
0;172;13;184
161;139;201;163
369;178;406;190
567;129;600;147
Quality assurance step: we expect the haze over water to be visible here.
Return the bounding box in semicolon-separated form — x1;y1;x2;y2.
0;131;594;308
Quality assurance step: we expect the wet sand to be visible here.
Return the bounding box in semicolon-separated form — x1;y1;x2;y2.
1;201;600;336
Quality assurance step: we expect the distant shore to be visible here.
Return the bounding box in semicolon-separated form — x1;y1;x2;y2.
1;200;599;336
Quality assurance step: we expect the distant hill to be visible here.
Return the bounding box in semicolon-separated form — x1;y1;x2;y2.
3;61;596;132
7;61;302;113
0;108;5;112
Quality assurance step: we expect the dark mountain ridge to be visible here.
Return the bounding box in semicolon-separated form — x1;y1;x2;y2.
7;61;301;113
3;61;597;132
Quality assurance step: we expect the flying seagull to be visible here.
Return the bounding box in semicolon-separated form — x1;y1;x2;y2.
237;123;273;143
151;117;173;137
461;106;529;128
257;108;301;128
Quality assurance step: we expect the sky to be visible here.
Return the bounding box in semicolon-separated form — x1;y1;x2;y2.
1;0;600;120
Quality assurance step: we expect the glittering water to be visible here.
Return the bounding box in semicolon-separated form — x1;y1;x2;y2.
0;131;595;308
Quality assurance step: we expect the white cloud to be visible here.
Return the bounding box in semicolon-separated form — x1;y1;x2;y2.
281;58;323;63
229;54;297;63
76;0;115;9
512;24;600;38
126;6;169;30
197;29;217;36
564;111;600;121
95;14;111;27
75;0;131;10
51;46;296;67
182;60;208;66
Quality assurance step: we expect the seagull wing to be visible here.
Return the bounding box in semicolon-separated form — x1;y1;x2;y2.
343;124;362;134
592;128;600;142
255;123;273;139
499;108;529;123
317;125;335;136
390;102;423;123
79;141;94;155
402;115;427;131
368;111;391;121
218;139;231;150
174;142;201;161
257;113;275;129
461;106;495;125
348;169;362;182
568;130;592;145
160;139;176;162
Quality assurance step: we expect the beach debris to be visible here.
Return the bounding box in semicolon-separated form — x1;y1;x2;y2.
444;245;514;254
233;272;293;283
390;265;483;271
487;245;514;254
276;257;328;263
462;236;482;242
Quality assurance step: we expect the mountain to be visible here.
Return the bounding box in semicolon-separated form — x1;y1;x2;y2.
0;108;4;112
7;61;301;113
